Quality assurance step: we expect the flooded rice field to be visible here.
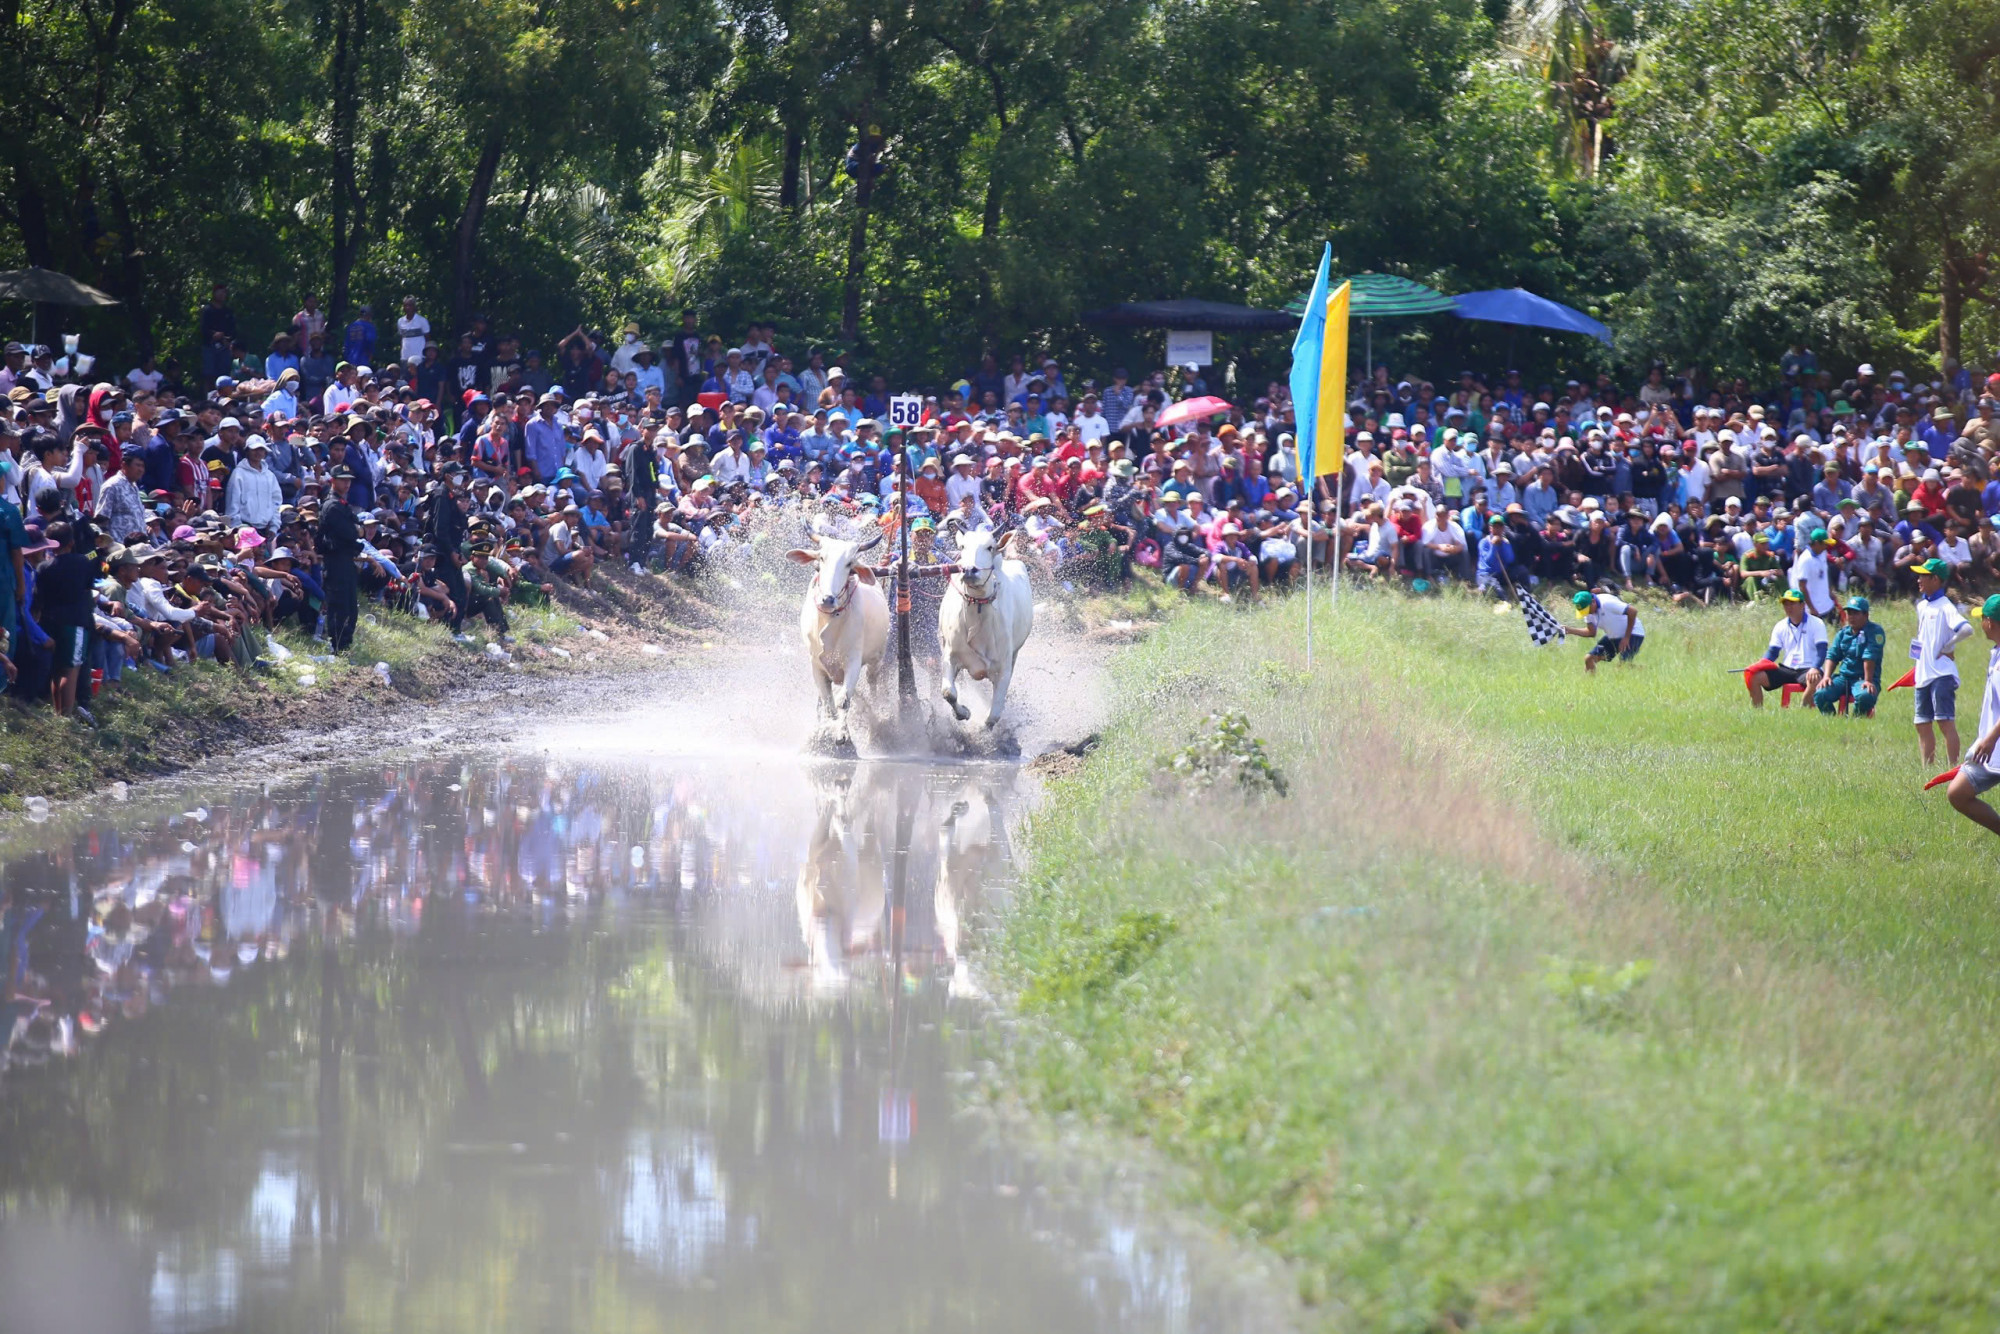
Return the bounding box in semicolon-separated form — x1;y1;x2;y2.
0;732;1282;1333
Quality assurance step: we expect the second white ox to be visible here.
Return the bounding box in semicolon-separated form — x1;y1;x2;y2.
938;526;1034;728
788;532;889;730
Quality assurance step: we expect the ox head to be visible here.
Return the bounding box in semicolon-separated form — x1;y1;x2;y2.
956;525;1000;588
787;531;882;612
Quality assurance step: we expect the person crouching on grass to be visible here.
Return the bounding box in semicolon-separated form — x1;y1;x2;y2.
1816;596;1885;716
1566;588;1643;673
1745;587;1827;707
1914;556;1974;768
1946;595;2000;837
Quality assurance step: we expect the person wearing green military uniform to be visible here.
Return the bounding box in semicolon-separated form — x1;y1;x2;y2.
461;536;514;638
1816;595;1886;715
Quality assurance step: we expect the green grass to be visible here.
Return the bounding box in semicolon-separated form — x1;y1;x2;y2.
993;588;2000;1331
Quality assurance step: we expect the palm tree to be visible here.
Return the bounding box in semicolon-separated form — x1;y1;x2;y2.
1503;0;1630;178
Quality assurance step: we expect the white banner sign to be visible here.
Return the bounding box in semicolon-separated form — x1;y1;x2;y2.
887;394;925;429
1166;329;1214;367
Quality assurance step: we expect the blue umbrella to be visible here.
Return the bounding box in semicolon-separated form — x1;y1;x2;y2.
1453;288;1611;345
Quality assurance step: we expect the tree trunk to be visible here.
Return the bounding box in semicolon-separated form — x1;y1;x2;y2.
6;143;56;342
105;173;153;359
1941;229;1974;371
840;124;878;347
328;0;363;328
780;127;803;209
452;125;507;337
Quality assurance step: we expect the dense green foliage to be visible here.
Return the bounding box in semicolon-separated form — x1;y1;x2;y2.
9;0;2000;384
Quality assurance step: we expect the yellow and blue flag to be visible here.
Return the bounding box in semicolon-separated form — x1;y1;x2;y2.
1288;244;1350;480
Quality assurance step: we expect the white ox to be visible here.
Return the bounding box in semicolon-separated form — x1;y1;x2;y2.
938;525;1034;727
788;532;889;733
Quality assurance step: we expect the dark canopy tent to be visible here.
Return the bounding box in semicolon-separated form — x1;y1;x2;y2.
1453;287;1611;345
1080;299;1297;331
0;267;119;347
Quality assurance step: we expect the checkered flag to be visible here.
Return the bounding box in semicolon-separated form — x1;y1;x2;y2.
1519;593;1567;647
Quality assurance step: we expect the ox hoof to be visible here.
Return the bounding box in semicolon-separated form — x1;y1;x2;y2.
951;703;970;722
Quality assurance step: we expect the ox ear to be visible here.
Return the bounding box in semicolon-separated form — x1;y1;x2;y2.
855;532;883;553
785;548;819;565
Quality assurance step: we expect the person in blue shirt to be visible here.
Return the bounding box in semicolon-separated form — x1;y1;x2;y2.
1476;514;1527;595
263;332;300;382
141;414;185;494
344;306;378;366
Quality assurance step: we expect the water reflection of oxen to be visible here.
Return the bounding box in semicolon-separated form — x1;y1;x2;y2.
791;761;1014;996
934;785;1003;998
795;763;898;987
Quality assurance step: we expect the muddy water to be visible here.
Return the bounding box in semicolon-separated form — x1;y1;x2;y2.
0;744;1279;1334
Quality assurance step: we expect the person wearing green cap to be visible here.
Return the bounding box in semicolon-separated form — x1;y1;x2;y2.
1946;593;2000;835
1913;556;1974;766
1815;596;1885;715
1565;587;1643;672
1788;525;1838;620
1746;586;1827;706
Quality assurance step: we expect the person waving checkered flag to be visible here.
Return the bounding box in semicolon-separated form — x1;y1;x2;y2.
1519;593;1567;647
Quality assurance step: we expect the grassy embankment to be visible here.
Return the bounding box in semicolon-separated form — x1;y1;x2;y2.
0;554;767;809
997;586;2000;1330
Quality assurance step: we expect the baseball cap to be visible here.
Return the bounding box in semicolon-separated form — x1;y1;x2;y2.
1845;596;1871;614
1918;557;1950;576
1983;594;2000;621
1571;591;1594;609
1779;587;1803;603
1809;528;1829;543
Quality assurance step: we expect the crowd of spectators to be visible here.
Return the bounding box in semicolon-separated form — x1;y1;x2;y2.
8;285;2000;726
1335;356;2000;611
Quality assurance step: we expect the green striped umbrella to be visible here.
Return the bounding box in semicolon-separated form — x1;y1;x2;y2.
1283;272;1455;316
1284;272;1454;379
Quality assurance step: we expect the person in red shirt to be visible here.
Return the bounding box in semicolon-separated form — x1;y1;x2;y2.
912;459;948;516
1015;456;1065;512
1913;467;1950;518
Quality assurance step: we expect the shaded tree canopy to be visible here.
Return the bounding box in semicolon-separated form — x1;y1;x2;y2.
5;0;2000;385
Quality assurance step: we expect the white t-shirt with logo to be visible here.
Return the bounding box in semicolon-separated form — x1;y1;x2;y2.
1770;613;1828;669
397;313;431;364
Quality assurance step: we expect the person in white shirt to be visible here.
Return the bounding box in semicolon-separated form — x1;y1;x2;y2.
1913;558;1975;766
225;439;284;530
944;455;984;510
1348;458;1391;512
708;432;750;487
1343;501;1397;579
125;359;165;395
610;323;647;377
322;363;359;415
1946;594;2000;836
1747;588;1828;705
1566;589;1644;672
395;297;431;364
1072;395;1111;445
1417;506;1468;582
1788;526;1837;618
568;432;612;490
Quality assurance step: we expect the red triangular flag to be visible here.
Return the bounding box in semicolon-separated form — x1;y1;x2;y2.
1925;766;1960;790
1887;668;1917;692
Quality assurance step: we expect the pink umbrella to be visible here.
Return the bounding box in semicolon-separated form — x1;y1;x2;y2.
1154;395;1234;429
